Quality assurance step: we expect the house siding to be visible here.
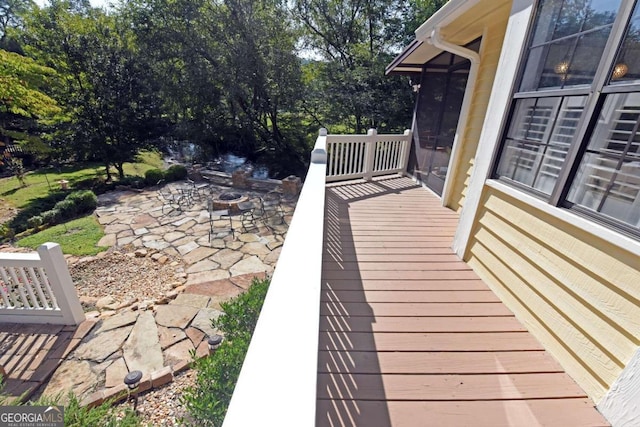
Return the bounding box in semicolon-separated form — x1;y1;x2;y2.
444;3;510;212
466;185;640;402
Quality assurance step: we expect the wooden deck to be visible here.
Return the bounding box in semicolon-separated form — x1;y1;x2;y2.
317;176;608;426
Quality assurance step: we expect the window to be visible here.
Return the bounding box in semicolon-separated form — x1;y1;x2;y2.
494;0;640;234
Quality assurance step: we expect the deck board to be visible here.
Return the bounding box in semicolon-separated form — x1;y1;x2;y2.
317;176;608;426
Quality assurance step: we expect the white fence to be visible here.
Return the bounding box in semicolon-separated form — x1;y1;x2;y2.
0;243;85;325
326;128;411;182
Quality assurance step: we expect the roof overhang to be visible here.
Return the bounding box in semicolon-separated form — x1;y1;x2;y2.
386;0;482;75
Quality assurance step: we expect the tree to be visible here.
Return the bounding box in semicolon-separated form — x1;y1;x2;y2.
0;48;60;179
22;1;165;180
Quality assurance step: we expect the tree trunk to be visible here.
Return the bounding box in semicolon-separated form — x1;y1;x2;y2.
105;161;112;182
116;162;125;180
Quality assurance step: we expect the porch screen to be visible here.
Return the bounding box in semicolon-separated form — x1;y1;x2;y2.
408;44;477;196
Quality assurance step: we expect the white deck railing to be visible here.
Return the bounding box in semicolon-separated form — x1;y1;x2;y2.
224;128;411;426
0;243;85;325
326;128;411;182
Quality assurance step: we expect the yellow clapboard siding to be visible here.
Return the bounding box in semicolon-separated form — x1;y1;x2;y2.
467;242;613;401
467;186;640;402
480;206;640;337
447;4;510;212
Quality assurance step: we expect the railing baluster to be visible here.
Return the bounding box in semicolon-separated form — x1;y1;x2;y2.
348;142;355;175
18;267;40;309
39;267;59;309
8;267;29;308
0;267;18;307
28;267;48;309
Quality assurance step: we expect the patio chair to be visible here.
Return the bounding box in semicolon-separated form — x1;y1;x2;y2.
257;191;285;227
238;198;261;232
158;184;184;214
207;199;233;242
187;178;209;201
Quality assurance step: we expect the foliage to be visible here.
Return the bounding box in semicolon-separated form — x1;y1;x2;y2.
164;164;187;182
144;168;164;186
65;189;98;212
182;277;270;425
17;214;108;255
213;277;270;341
4;156;26;186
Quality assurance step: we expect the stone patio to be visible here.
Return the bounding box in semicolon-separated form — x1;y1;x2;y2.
0;180;297;405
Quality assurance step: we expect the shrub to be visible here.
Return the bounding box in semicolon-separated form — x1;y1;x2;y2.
27;215;43;229
8;192;67;234
182;277;270;425
165;164;187;182
54;199;77;217
66;190;98;213
144;168;165;186
41;208;62;225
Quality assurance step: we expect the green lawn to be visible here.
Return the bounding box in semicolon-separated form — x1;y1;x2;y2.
0;150;163;209
16;214;108;256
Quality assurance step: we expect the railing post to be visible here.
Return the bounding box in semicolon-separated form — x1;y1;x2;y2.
363;128;377;181
311;128;328;164
37;243;85;325
401;129;412;173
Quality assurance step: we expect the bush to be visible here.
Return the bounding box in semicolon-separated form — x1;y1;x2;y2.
144;168;165;186
41;208;63;225
27;215;43;229
8;192;67;234
66;190;98;213
165;164;187;182
182;277;270;425
54;199;77;217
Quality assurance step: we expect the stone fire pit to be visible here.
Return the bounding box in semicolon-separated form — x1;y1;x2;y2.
211;191;248;213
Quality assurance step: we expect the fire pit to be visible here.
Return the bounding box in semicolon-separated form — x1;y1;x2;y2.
211;191;248;213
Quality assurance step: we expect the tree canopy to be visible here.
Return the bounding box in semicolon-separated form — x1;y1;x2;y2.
1;0;445;178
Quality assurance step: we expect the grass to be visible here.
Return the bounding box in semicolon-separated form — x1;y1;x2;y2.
0;150;163;209
16;215;108;255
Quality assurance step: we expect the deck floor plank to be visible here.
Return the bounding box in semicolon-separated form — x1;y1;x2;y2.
317;176;608;426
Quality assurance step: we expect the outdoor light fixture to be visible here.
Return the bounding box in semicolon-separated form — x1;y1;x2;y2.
123;370;143;411
612;63;628;79
208;334;223;352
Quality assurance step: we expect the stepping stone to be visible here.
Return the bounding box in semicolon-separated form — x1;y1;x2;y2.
118;236;136;246
186;270;230;285
186;260;220;274
264;247;282;265
164;231;185;243
104;358;129;388
42;360;97;404
164;340;195;368
230;272;267;290
155;305;199;329
134;227;149;236
230;256;272;277
157;326;187;350
226;241;243;250
95;311;139;334
75;326;133;363
240;242;270;256
132;213;157;227
117;229;134;238
171;293;211;309
177;220;196;232
142;234;162;242
183;247;218;265
238;233;259;243
172;217;193;227
185;279;244;299
177;241;199;256
211;249;243;269
104;223;130;234
143;240;170;250
190;308;224;337
123;311;164;374
97;234;116;247
185;327;206;347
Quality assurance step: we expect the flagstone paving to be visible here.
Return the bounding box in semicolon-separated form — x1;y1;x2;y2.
0;180;298;405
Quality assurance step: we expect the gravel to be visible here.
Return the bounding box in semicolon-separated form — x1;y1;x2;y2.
69;250;184;308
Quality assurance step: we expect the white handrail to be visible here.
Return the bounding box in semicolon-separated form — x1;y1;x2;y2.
0;243;85;325
326;129;412;182
223;129;328;427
